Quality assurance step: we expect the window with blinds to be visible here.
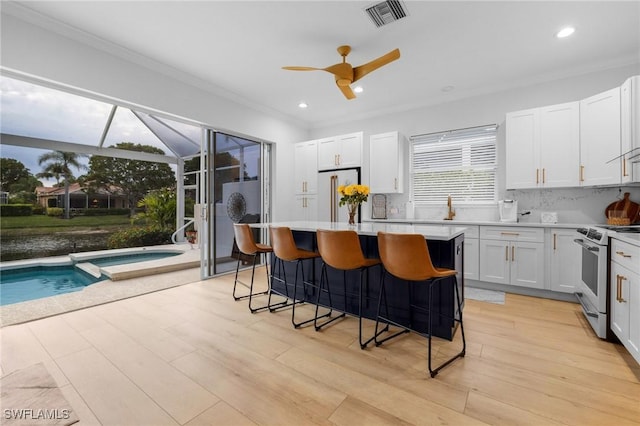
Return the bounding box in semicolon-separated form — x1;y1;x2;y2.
410;124;497;204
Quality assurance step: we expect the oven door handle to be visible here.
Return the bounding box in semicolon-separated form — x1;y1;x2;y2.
573;238;600;252
575;292;599;318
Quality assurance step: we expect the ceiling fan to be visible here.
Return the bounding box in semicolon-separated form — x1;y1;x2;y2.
283;45;401;100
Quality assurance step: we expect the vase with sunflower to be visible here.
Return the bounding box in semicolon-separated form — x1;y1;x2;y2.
337;184;370;225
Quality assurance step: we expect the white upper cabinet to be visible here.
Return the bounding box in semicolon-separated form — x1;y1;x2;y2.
506;108;539;189
506;102;579;189
318;132;362;170
369;131;405;193
621;75;640;183
579;87;621;186
294;140;318;195
539;103;580;187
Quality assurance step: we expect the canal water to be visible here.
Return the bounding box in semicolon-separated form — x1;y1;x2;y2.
0;231;113;261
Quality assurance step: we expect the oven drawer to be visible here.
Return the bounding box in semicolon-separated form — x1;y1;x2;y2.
611;239;640;272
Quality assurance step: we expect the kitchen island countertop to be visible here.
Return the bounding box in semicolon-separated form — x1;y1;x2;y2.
253;220;466;241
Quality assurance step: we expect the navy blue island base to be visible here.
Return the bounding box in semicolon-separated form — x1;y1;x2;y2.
257;221;466;340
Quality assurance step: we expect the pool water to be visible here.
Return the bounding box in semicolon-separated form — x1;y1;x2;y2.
0;251;182;306
0;266;104;306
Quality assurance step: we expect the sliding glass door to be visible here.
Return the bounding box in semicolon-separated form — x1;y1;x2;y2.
201;130;270;277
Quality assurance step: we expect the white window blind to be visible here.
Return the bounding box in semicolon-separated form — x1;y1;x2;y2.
410;125;497;204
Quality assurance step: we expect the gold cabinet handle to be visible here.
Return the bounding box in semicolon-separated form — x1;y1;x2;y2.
501;232;520;236
536;168;539;184
616;275;621;302
616;250;632;258
618;275;628;303
553;233;557;251
580;165;585;182
542;168;546;184
505;246;509;261
338;154;341;165
511;245;515;262
623;156;628;177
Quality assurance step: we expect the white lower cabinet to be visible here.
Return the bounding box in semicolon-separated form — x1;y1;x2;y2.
479;226;545;289
463;226;480;281
548;228;581;293
294;195;317;221
610;239;640;364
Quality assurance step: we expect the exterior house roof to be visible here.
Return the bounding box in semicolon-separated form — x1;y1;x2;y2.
35;183;123;197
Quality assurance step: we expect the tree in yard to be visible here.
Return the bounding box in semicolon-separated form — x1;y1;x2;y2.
36;151;86;219
0;158;31;192
84;142;176;216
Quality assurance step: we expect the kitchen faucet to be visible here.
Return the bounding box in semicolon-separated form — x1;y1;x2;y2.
444;195;455;220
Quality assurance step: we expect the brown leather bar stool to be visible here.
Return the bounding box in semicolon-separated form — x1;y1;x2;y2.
374;231;466;377
269;226;329;328
315;229;382;349
232;223;283;313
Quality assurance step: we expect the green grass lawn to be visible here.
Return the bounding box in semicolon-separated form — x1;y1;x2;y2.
0;214;133;235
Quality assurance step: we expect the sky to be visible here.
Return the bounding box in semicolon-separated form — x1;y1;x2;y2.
0;76;197;187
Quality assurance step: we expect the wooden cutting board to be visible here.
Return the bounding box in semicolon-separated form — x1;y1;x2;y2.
604;192;640;224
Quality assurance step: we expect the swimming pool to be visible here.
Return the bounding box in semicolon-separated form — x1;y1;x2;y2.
0;265;104;306
0;250;183;306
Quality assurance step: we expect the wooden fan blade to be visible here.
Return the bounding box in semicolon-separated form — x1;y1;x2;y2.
338;83;356;100
353;48;400;83
282;66;323;71
324;63;354;82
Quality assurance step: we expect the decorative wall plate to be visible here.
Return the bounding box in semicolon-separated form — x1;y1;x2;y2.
227;192;246;223
372;194;387;219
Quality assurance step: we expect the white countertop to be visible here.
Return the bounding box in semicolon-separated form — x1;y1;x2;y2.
254;221;466;241
610;232;640;247
365;218;588;229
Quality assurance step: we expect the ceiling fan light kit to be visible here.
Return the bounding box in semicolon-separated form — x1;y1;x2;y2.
283;45;400;100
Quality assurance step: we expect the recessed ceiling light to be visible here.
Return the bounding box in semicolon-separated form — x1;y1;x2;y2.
441;85;455;92
354;86;364;93
556;27;575;38
298;102;308;109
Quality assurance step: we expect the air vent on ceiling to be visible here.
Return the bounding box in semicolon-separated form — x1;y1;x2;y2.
365;0;408;28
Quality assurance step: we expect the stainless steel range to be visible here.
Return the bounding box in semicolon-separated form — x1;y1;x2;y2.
574;227;609;338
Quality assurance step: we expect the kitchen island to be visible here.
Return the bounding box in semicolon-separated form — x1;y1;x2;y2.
253;221;466;340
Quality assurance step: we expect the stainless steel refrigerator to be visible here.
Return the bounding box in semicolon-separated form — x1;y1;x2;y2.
317;168;360;223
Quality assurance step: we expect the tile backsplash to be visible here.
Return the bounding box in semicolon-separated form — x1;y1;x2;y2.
380;187;640;225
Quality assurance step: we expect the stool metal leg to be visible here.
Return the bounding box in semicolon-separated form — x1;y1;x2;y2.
267;257;296;312
291;258;330;328
358;266;380;349
247;253;273;313
428;276;466;378
373;270;408;346
314;263;343;331
233;252;270;307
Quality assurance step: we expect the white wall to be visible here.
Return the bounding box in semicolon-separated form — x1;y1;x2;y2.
310;63;640;225
0;13;309;221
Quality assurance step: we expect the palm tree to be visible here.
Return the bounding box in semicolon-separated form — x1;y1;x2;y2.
37;151;87;219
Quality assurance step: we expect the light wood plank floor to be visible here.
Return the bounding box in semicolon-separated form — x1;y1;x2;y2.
1;267;639;425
